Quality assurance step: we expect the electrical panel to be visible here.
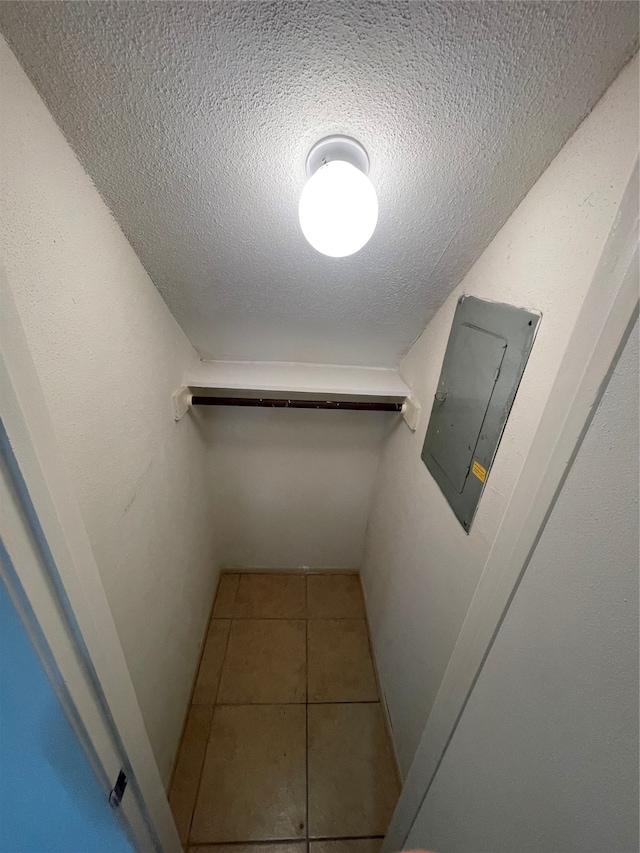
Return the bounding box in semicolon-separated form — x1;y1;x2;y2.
421;295;540;532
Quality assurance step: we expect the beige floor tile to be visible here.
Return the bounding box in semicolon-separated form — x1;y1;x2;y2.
308;619;378;702
307;574;365;619
218;619;306;704
310;841;382;853
192;619;231;704
168;705;213;846
308;703;400;839
189;845;306;853
213;573;240;617
235;573;306;618
190;704;307;843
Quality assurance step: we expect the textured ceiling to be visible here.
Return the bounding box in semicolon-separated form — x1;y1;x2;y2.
1;2;637;367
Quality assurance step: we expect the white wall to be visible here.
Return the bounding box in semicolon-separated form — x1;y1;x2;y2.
406;320;639;853
0;38;218;785
361;54;639;776
201;408;389;569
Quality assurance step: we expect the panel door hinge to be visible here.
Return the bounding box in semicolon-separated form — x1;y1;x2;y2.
109;769;128;808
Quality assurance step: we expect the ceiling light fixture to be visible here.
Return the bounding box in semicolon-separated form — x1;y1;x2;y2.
299;136;378;258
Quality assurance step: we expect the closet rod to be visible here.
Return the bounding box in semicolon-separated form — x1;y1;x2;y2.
190;396;402;412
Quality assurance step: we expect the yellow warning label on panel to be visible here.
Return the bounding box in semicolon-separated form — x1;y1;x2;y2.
472;460;487;483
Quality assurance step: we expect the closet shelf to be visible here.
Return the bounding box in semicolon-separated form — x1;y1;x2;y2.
184;360;409;403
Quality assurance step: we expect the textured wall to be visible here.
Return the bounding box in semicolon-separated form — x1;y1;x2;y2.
361;55;639;776
0;38;218;785
406;321;639;853
0;1;637;366
201;408;389;570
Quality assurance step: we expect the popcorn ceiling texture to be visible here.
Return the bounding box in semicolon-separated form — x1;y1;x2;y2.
0;1;637;367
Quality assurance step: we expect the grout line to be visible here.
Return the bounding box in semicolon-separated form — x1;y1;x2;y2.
212;701;307;706
359;573;403;788
183;702;215;848
208;615;371;622
220;568;360;576
185;842;303;850
213;618;234;709
186;597;235;846
187;838;384;848
167;574;221;794
219;615;308;620
230;571;240;617
309;835;385;842
303;700;382;706
205;700;381;707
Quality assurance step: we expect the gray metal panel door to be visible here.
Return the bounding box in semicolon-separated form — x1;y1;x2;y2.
422;295;541;532
430;324;507;493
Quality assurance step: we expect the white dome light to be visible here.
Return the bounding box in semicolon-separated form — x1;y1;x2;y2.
298;137;378;258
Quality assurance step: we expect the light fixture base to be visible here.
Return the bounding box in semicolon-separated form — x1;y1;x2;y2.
306;135;370;177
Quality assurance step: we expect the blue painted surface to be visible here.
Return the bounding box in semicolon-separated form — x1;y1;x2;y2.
0;570;133;853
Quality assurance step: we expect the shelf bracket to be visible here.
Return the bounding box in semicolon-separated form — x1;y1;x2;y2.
172;385;192;421
402;396;421;431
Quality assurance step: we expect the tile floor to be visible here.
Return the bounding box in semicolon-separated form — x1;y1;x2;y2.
169;573;400;852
